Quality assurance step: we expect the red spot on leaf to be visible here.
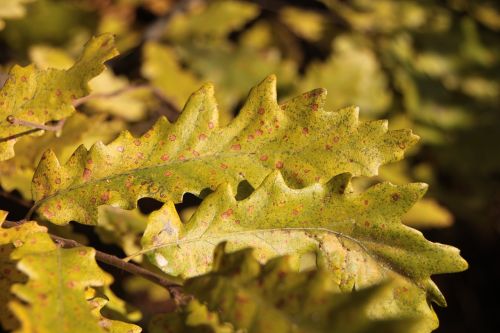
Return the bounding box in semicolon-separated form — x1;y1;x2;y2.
83;168;91;181
169;134;176;141
134;139;141;146
160;154;169;161
258;107;265;115
100;192;110;203
333;136;340;143
208;121;214;129
164;171;173;177
221;209;233;219
220;163;228;169
302;127;309;135
260;155;268;161
198;133;207;140
117;146;124;152
255;129;263;136
54;178;61;184
231;144;241;151
275;161;284;169
311;103;319;111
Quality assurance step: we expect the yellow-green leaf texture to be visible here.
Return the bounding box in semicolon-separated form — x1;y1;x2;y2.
0;212;140;333
32;76;417;225
0;113;123;199
161;244;416;333
140;172;467;332
0;33;118;161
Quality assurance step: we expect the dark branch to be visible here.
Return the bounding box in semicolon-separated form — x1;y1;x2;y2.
2;220;186;304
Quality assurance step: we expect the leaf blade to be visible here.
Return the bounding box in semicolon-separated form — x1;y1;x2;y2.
32;76;418;225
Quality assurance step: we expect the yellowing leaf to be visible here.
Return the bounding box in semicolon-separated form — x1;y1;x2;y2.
300;35;392;118
140;172;467;331
96;206;148;261
165;0;259;40
142;42;203;111
149;299;233;333
0;212;141;333
0;0;34;30
280;7;326;41
0;113;123;199
166;244;417;333
32;76;417;225
29;43;148;121
0;211;46;331
403;199;453;229
0;34;118;161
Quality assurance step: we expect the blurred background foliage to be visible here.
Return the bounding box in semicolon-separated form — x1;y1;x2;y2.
0;0;498;332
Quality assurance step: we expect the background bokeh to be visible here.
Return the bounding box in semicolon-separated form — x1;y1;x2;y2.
0;1;498;332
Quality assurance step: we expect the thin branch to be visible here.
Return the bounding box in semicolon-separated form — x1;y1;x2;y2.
6;116;66;132
2;220;186;304
72;84;150;107
0;118;66;143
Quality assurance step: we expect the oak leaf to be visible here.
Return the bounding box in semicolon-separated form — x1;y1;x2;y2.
32;76;417;225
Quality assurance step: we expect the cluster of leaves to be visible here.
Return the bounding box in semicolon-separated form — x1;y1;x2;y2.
0;0;487;332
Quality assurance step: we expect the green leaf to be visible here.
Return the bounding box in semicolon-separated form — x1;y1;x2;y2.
0;33;118;161
0;212;141;333
32;76;417;225
163;244;417;333
140;172;467;331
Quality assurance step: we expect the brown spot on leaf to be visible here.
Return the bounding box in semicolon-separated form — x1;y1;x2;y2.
169;134;176;141
258;107;265;115
231;144;241;151
391;193;400;202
